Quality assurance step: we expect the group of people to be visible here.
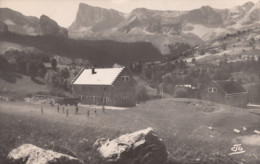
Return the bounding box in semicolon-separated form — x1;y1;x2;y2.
56;104;106;117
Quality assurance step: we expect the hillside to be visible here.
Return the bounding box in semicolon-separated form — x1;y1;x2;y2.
0;98;260;163
0;32;162;66
0;8;67;38
0;73;51;99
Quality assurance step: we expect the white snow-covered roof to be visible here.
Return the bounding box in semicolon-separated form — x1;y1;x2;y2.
73;67;124;85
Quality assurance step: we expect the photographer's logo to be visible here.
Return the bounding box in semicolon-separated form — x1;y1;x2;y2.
229;144;245;155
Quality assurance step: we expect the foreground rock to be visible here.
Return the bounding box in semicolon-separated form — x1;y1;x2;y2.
94;127;167;164
7;144;80;164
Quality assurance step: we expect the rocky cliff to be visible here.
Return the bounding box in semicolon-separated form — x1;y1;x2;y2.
39;15;68;38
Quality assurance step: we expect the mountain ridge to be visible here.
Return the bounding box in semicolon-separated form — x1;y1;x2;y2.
67;1;260;54
0;8;68;38
1;1;260;54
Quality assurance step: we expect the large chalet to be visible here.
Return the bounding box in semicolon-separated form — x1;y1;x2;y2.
72;67;137;107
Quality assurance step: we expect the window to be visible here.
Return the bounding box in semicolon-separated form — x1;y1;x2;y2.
82;86;87;91
79;95;84;100
102;97;109;104
121;97;128;101
208;88;217;93
121;76;129;81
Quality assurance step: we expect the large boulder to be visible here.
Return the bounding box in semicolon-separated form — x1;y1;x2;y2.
7;144;80;164
94;127;167;164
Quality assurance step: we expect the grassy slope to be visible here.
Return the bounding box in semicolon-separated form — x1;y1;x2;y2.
0;99;260;163
134;76;172;98
0;73;50;97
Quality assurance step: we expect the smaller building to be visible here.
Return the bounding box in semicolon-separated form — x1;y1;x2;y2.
201;80;248;107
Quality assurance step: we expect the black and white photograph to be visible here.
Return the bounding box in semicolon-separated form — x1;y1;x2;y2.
0;0;260;163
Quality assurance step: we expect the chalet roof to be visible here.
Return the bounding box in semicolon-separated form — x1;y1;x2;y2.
72;67;124;85
213;80;247;95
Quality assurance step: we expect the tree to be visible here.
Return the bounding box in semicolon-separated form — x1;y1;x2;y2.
221;43;227;50
51;58;57;69
0;56;9;71
37;63;47;78
60;68;70;79
137;85;149;102
192;58;196;63
27;61;38;81
174;87;189;98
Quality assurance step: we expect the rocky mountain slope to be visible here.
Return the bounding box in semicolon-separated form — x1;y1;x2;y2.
1;1;259;54
69;3;125;38
67;1;260;54
0;8;40;35
0;8;67;38
0;21;8;33
39;15;68;38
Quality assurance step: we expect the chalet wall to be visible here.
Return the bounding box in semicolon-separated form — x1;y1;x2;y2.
72;85;113;105
201;82;225;104
225;94;248;107
111;70;136;107
72;68;137;107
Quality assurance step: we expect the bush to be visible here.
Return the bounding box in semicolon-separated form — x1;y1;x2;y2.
60;68;70;79
137;85;149;102
174;87;189;98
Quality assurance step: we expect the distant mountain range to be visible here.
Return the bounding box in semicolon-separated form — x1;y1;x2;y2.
0;8;67;38
68;1;260;53
0;1;260;54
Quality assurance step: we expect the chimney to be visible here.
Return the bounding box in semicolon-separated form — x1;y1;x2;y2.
92;67;96;74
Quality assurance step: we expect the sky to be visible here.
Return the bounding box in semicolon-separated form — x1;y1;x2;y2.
0;0;259;27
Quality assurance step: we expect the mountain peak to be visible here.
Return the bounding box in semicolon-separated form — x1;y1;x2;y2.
182;5;223;27
69;3;125;34
39;14;68;38
200;5;213;10
242;1;254;7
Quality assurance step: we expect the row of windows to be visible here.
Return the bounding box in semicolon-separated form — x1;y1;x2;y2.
80;96;109;103
121;97;128;101
74;86;108;91
121;76;129;81
79;95;128;102
208;88;217;93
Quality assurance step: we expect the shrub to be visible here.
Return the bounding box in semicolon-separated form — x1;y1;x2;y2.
137;85;149;102
174;87;189;98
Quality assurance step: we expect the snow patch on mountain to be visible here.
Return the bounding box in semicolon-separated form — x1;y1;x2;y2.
182;24;226;41
4;19;15;25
